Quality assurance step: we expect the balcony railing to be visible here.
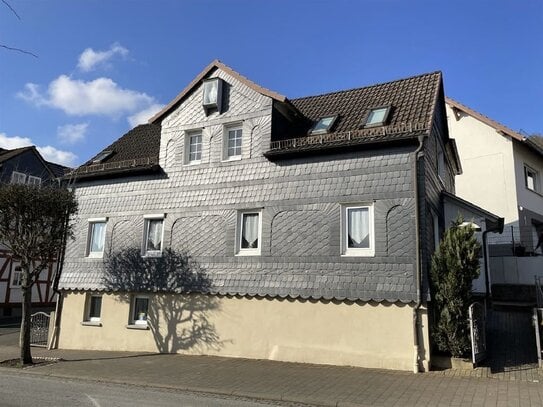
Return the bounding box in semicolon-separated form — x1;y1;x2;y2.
68;156;159;176
269;122;428;151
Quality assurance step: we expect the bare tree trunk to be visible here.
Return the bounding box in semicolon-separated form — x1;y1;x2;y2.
19;282;33;365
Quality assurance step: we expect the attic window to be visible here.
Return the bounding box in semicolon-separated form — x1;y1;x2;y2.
309;116;337;135
202;78;223;112
92;150;113;163
363;106;391;128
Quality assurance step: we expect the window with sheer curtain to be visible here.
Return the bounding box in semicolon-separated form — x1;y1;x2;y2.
238;211;261;255
144;219;163;254
342;205;374;256
88;221;107;256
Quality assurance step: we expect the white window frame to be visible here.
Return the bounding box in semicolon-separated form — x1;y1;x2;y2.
223;124;243;161
341;204;375;257
525;165;539;193
142;214;165;257
236;210;262;256
130;295;150;326
10;265;22;288
10;171;27;184
27;175;42;186
85;294;103;322
184;131;203;165
437;149;446;185
87;217;107;258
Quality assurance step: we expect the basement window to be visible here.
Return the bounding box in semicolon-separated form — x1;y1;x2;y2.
309;116;338;135
363;106;391;128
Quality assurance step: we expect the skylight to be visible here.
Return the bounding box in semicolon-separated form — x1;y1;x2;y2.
92;150;113;163
309;116;337;135
363;106;391;127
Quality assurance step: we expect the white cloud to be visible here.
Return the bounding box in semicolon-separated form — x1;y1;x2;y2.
77;43;129;72
128;103;165;127
0;132;77;167
57;123;89;145
18;75;155;117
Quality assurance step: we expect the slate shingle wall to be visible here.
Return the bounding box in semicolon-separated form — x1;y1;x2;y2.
59;68;419;303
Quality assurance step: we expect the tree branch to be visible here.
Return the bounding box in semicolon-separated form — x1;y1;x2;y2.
0;44;37;58
1;0;20;20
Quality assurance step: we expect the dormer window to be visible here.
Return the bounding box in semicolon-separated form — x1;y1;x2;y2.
202;78;223;113
92;150;113;164
363;106;391;128
309;116;338;135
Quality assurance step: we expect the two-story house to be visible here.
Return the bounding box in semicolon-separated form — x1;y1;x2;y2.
0;146;69;316
446;98;543;286
56;61;501;372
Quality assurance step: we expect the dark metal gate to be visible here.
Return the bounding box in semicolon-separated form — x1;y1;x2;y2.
30;312;50;347
469;302;487;366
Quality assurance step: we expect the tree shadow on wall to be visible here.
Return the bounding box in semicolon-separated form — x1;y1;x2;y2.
102;247;223;354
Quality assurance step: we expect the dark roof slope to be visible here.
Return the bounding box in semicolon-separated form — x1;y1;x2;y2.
46;161;70;178
291;71;441;135
69;124;161;180
0;146;34;163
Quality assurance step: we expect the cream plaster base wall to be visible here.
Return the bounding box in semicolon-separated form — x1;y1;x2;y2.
59;292;429;371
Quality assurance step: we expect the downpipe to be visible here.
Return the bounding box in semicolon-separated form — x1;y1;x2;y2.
413;134;425;373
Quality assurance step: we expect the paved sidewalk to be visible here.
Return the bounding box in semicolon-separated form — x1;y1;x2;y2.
1;326;543;406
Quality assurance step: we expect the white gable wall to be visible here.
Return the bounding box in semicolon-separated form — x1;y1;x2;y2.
446;104;518;225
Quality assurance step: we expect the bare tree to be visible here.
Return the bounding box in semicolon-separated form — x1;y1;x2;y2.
0;184;77;365
1;0;37;58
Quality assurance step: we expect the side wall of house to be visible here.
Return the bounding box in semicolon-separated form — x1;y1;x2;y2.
60;291;429;371
0;149;52;184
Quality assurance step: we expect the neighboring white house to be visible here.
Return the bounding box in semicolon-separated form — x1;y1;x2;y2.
446;98;543;286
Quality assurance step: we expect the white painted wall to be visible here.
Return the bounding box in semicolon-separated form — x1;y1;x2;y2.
446;104;518;225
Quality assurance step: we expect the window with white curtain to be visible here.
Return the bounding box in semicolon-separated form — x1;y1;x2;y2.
237;211;261;255
87;219;107;257
144;217;164;256
342;204;374;256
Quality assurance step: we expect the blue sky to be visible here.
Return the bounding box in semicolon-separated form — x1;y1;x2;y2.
0;0;541;166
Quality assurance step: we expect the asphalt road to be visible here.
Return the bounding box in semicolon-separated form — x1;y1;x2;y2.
0;371;298;407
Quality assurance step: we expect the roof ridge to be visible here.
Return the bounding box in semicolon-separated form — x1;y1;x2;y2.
291;71;442;102
445;97;525;142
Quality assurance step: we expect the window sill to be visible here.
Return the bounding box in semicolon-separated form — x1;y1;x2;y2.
142;252;162;258
184;161;202;167
126;324;149;330
81;321;102;327
221;156;242;163
235;251;261;257
341;252;375;258
86;253;104;259
526;187;543;198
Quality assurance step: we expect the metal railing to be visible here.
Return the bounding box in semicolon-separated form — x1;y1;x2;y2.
68;156;159;176
269;122;428;151
487;226;542;257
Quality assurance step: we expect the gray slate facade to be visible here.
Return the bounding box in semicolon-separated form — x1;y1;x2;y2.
59;61;458;304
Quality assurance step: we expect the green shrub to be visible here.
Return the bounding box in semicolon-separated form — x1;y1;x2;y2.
430;217;481;357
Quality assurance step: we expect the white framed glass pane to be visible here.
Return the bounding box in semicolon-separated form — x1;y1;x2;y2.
227;129;242;157
367;108;387;125
11;171;26;184
133;298;149;323
189;134;202;161
311;116;336;134
347;207;370;249
146;219;163;252
241;213;259;249
11;266;22;287
89;222;106;253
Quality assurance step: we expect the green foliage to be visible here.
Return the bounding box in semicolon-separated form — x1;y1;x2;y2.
430;217;481;357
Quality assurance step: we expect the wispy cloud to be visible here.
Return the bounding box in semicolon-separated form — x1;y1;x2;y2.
77;43;129;72
128;103;164;127
0;132;77;166
18;75;156;118
57;123;89;145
